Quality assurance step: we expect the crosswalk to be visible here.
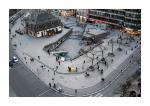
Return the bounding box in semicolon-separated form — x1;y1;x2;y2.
89;93;103;97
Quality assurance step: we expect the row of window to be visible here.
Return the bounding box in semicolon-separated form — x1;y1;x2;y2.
89;15;141;30
123;9;141;13
26;21;62;31
89;10;141;20
124;22;141;30
94;9;125;15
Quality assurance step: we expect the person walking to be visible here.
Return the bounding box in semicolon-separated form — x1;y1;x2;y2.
56;66;58;71
83;60;85;64
58;61;60;65
111;59;113;63
75;89;77;94
38;56;40;60
96;56;98;60
53;83;56;89
54;71;56;75
101;69;103;74
97;65;100;71
49;83;51;88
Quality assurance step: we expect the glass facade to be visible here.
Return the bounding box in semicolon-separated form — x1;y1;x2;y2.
88;9;141;30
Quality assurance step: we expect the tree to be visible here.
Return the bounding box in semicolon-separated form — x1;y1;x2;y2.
129;90;137;97
120;84;128;96
126;79;132;88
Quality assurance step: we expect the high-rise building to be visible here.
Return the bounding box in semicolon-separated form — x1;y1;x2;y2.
88;9;141;33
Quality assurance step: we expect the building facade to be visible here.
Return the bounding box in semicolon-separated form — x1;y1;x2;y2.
25;10;63;37
76;9;89;23
88;9;141;32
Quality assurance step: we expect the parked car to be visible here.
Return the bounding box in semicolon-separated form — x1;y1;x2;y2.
15;29;23;35
9;56;19;68
64;25;70;29
9;60;14;68
12;56;18;63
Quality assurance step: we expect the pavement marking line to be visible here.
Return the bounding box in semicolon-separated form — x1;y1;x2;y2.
37;88;52;97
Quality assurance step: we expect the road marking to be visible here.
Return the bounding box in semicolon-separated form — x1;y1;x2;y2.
37;89;51;97
95;93;103;97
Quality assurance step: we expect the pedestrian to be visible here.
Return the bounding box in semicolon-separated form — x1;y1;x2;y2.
101;78;105;81
104;61;107;66
75;89;77;94
83;60;85;64
24;57;26;60
56;56;57;61
97;65;99;71
96;61;98;65
54;71;56;75
101;69;103;74
58;61;60;65
68;66;71;72
96;56;98;60
49;83;51;88
38;56;40;60
53;83;56;88
76;67;78;72
26;62;27;64
56;66;58;70
47;49;50;54
111;59;113;63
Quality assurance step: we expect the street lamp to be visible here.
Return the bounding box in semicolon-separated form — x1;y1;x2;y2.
99;46;105;61
108;39;115;57
118;38;122;51
91;53;94;66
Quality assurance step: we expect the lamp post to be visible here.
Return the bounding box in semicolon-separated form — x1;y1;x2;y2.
91;53;94;66
118;36;123;51
99;46;105;61
108;39;115;57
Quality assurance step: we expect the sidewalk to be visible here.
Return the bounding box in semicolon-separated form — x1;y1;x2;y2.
10;12;141;96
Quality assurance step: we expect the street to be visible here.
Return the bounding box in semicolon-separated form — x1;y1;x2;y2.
9;38;64;97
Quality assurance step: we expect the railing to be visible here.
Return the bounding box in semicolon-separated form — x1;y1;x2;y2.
43;29;73;52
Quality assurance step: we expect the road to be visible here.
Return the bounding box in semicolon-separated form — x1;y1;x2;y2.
93;47;141;97
9;36;64;97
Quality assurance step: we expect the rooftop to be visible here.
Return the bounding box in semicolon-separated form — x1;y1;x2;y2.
26;11;60;25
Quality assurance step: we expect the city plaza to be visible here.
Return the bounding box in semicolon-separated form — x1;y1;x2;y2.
9;9;141;96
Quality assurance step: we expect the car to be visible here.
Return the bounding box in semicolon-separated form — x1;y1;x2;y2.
12;56;19;63
15;29;23;35
9;60;14;68
64;25;70;29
